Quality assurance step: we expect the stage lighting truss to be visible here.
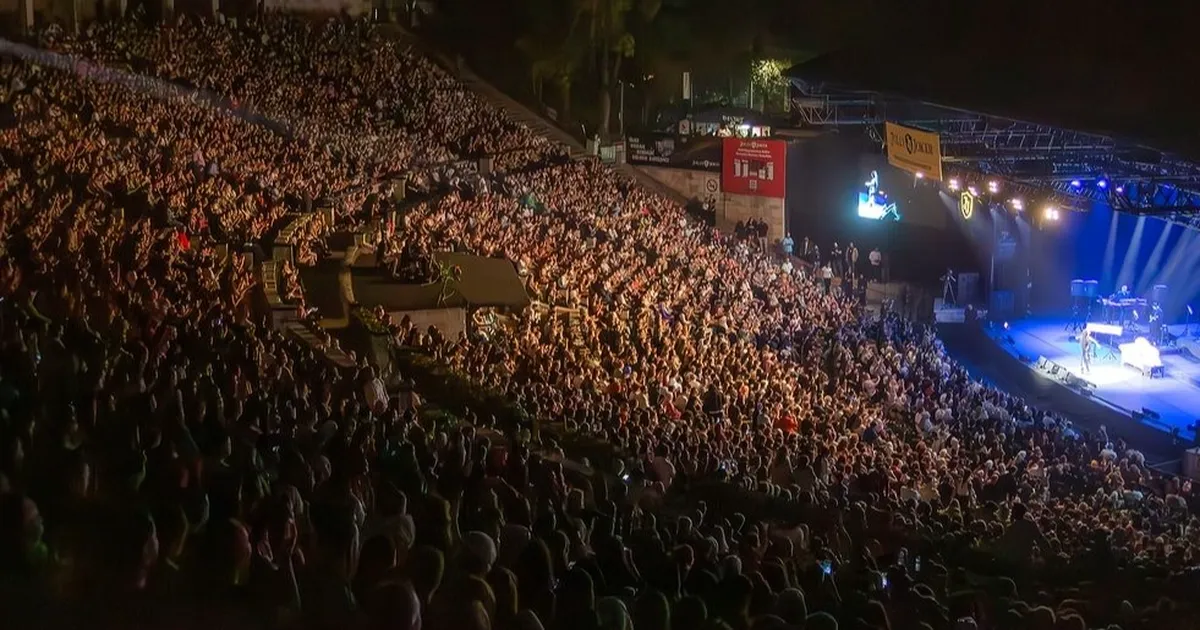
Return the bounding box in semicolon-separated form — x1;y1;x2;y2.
786;79;1200;226
935;118;1200;221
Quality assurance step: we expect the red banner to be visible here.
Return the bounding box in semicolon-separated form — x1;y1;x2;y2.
721;138;787;198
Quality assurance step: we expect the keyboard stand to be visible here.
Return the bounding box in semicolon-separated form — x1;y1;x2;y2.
1100;335;1118;362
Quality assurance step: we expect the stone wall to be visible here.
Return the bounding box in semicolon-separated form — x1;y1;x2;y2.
719;192;786;242
640;166;721;204
640;165;787;243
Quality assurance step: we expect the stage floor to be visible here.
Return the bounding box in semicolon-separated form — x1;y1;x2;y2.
997;318;1200;439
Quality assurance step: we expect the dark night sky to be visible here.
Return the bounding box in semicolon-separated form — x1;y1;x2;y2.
784;0;1200;156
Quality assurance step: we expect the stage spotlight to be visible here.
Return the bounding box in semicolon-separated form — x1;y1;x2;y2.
1115;185;1125;194
1097;178;1108;189
968;185;979;196
1010;198;1024;211
987;180;1000;194
948;178;961;191
1070;179;1082;189
915;171;925;179
1044;206;1059;221
1003;321;1010;330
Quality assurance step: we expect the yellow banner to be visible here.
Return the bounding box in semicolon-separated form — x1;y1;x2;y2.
885;122;943;181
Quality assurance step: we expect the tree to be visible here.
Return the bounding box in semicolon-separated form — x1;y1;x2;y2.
750;58;792;112
628;1;690;125
515;0;587;117
577;0;661;139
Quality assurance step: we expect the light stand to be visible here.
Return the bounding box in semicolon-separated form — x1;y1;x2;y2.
1099;332;1118;362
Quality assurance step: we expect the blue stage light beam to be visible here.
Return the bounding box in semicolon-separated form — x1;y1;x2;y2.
1151;228;1198;286
1100;210;1120;290
1157;230;1200;315
1136;222;1174;295
1116;216;1147;290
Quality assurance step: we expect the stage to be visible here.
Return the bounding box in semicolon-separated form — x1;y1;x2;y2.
939;317;1200;468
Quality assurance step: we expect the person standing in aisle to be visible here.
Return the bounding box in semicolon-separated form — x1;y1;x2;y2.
869;247;883;282
781;233;794;258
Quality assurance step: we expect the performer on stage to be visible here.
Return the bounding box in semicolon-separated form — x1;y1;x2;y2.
1149;302;1165;344
1079;328;1094;374
1106;284;1134;324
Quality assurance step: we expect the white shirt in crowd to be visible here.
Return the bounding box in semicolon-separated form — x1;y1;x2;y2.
364;377;388;412
652;455;676;487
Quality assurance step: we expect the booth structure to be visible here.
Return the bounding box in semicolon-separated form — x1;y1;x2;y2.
669;106;780;139
348;250;531;341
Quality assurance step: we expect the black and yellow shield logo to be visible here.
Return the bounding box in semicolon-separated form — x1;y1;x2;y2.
959;191;974;220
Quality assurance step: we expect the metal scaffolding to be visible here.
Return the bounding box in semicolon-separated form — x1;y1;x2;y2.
788;77;1200;225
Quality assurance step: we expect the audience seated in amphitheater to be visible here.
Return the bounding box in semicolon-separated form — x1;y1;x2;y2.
0;13;1198;630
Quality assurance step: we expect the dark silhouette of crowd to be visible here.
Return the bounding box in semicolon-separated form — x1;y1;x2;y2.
2;12;1200;630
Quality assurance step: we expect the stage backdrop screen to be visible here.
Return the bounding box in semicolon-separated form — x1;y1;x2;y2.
625;133;722;172
852;155;947;229
721;138;787;198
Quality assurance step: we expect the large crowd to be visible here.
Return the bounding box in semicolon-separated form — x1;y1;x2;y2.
1;13;1200;630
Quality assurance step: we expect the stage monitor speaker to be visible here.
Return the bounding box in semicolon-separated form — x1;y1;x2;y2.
1063;373;1095;391
1152;284;1169;304
1070;279;1085;298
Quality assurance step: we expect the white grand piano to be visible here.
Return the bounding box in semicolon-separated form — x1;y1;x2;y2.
1118;337;1164;378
